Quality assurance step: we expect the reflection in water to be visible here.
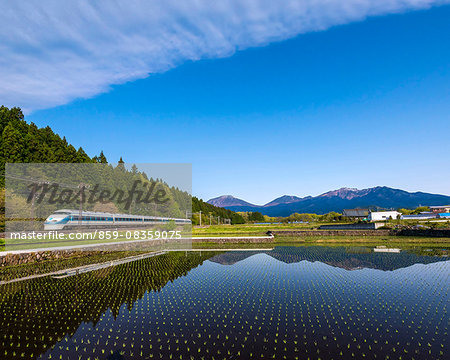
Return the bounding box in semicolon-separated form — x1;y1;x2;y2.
0;252;217;359
209;246;448;270
0;246;448;359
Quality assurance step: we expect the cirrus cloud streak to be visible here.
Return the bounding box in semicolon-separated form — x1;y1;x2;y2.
1;0;448;112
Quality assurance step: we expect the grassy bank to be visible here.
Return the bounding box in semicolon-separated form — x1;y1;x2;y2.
192;223;334;236
274;234;448;242
192;240;449;250
192;235;449;248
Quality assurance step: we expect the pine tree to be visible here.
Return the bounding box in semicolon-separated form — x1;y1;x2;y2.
116;157;125;171
2;122;25;163
99;151;107;164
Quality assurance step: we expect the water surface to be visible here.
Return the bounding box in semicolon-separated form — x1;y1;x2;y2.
1;246;448;359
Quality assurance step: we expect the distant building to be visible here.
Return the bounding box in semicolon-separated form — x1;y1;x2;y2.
401;213;437;220
438;213;450;219
368;211;401;222
342;208;369;219
430;205;450;213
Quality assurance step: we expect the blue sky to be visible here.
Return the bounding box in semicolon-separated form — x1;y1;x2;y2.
3;1;450;204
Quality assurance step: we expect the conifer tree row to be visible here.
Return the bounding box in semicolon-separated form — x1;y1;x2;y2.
0;105;104;187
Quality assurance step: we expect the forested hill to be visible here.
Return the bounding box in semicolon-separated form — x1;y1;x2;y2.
192;197;245;225
0;105;245;226
1;105;104;231
0;106;100;187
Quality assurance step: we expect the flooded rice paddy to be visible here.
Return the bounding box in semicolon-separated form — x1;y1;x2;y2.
0;246;448;359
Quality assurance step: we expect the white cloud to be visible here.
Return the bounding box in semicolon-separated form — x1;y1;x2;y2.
0;0;448;112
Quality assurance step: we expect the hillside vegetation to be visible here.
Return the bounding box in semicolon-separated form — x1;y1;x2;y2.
0;106;245;233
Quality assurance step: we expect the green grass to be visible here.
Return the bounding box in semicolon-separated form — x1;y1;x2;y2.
273;235;450;244
192;241;449;250
192;223;331;236
192;224;450;244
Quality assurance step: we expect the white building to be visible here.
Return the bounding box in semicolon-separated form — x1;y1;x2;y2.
368;211;401;222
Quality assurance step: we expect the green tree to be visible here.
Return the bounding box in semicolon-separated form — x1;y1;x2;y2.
76;147;91;162
2;122;25;163
93;150;108;164
248;211;265;222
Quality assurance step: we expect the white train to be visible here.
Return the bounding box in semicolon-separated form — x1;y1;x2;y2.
44;209;191;230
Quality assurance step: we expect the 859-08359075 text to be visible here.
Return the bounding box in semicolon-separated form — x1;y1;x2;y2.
9;230;183;241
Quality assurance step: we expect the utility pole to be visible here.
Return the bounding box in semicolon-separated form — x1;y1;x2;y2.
210;214;212;226
218;215;220;225
199;210;202;226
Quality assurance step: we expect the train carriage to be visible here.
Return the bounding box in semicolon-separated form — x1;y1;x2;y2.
44;209;191;230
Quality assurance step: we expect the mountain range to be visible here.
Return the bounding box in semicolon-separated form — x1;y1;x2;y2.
207;186;450;216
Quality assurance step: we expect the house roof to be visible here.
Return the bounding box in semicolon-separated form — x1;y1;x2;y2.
342;209;369;217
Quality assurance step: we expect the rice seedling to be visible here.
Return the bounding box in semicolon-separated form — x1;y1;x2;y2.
0;246;448;359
